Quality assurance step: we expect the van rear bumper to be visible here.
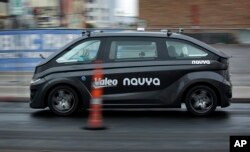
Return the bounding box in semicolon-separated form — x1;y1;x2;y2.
220;80;232;107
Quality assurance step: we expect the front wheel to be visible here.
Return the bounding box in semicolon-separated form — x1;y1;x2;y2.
48;85;79;116
185;85;217;116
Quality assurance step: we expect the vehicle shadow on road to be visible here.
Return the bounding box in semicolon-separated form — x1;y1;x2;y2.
31;108;230;120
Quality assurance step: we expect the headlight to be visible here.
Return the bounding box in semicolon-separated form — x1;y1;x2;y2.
30;78;41;84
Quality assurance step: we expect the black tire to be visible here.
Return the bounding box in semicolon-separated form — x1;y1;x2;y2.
48;85;79;116
185;85;217;116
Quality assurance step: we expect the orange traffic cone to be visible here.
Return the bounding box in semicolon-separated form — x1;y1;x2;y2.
85;64;107;130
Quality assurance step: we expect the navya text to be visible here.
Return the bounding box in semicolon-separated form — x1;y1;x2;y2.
192;60;211;64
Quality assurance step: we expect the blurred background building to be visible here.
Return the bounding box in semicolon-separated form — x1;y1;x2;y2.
84;0;138;28
85;0;114;28
139;0;250;43
0;0;139;29
1;0;250;29
4;0;61;28
0;0;250;43
60;0;85;28
0;0;8;29
139;0;250;28
1;0;85;29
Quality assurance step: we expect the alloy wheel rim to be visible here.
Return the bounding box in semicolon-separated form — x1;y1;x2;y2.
189;89;213;113
52;89;75;113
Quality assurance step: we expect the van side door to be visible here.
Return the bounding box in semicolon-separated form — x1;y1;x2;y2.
100;37;166;103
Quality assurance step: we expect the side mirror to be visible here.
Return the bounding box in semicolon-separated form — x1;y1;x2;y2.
39;54;46;59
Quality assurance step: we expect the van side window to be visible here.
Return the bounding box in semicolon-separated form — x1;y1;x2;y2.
109;41;157;60
166;40;208;59
56;40;100;63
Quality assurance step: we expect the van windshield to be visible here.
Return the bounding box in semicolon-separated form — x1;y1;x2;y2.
56;40;100;63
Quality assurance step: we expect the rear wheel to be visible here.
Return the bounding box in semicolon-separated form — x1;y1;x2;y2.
48;85;79;116
185;85;217;116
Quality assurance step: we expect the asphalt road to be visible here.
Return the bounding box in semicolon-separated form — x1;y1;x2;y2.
0;102;250;152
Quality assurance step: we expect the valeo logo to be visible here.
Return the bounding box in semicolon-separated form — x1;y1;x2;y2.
90;77;161;88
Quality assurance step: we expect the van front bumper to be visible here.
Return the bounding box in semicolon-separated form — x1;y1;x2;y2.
30;78;47;109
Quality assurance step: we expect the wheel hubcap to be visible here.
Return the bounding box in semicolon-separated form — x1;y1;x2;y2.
52;89;75;113
190;89;213;113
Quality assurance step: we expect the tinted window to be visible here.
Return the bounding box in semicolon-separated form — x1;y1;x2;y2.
109;41;157;60
166;40;208;59
56;40;100;63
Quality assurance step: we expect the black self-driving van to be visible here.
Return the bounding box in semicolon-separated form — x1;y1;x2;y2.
30;31;232;116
